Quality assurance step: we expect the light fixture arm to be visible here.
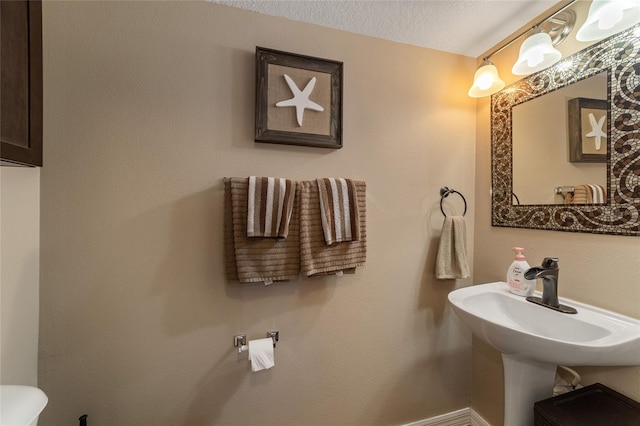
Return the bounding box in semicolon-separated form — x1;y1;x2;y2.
481;0;577;61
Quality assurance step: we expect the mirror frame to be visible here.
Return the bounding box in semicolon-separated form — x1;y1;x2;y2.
491;25;639;236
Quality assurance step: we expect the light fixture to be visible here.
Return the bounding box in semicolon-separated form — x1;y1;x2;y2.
468;59;506;98
512;29;562;75
576;0;640;41
468;1;577;97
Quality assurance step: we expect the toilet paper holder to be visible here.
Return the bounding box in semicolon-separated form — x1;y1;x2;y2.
234;331;279;353
267;331;279;347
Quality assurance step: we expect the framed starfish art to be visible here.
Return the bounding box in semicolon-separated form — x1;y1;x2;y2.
567;97;607;163
255;47;343;149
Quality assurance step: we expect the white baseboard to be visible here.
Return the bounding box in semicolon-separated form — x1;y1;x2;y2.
470;409;491;426
403;407;491;426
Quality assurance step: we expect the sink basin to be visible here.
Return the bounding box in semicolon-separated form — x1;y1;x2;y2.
448;282;640;426
0;385;48;426
448;281;640;366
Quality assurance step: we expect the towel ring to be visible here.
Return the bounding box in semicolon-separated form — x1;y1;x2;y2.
439;187;467;217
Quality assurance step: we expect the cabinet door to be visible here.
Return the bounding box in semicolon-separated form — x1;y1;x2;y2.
1;0;43;167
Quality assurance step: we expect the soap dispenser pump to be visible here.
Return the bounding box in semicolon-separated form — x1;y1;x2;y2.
506;247;535;296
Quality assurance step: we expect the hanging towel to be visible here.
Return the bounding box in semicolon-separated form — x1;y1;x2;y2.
299;180;367;277
566;185;590;204
435;216;470;280
564;184;606;204
247;176;296;238
316;178;361;245
587;184;605;203
224;178;300;284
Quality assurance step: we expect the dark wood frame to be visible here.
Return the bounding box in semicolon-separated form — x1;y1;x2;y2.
255;47;343;149
0;0;43;166
568;97;608;163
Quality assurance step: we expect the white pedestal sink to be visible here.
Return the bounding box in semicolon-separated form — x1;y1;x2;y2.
0;385;48;426
448;282;640;426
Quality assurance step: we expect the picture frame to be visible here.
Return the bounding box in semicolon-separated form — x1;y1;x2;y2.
255;47;343;149
567;97;608;163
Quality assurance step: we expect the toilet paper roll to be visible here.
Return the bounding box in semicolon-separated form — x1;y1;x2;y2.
248;338;275;372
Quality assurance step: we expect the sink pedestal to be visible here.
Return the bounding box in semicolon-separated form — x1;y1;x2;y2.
502;354;556;426
449;282;640;426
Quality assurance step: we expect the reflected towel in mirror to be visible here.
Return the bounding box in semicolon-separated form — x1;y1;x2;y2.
564;184;606;204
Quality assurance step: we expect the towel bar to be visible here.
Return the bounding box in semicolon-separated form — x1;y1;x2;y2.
439;187;467;217
554;186;575;196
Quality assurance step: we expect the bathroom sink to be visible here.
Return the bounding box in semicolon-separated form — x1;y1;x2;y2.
448;281;640;366
448;282;640;426
0;385;48;426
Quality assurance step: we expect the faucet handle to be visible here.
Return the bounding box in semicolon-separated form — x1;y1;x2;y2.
542;257;559;268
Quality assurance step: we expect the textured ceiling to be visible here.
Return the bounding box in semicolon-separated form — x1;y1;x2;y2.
212;0;561;57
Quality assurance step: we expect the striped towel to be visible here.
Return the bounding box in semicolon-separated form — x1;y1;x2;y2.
224;178;300;284
300;180;366;277
316;178;361;245
247;176;296;238
588;184;605;203
564;184;606;204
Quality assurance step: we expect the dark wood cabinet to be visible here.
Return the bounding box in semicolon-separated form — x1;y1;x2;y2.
1;0;43;167
534;383;640;426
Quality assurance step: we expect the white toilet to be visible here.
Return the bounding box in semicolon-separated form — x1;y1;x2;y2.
0;385;48;426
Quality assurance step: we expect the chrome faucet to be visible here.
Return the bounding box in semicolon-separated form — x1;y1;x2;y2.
524;257;577;314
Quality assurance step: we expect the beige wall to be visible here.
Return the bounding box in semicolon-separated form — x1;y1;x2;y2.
38;2;476;425
472;2;640;424
0;167;40;386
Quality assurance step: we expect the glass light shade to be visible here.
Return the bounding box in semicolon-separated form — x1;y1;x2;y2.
468;61;505;98
576;0;640;41
511;32;562;75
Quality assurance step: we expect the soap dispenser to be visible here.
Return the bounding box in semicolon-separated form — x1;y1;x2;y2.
506;247;535;296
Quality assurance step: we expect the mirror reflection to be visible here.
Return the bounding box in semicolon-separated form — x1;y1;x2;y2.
512;72;607;205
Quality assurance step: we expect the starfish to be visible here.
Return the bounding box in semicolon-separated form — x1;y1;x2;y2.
275;74;324;126
585;112;607;151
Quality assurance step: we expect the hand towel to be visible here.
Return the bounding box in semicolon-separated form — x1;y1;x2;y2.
435;215;470;280
299;180;367;277
224;178;300;284
316;178;361;245
247;176;296;238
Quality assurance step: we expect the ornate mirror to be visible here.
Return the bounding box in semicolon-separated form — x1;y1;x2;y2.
491;25;639;236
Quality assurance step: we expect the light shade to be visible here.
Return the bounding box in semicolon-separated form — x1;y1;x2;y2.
511;31;562;75
576;0;640;41
468;60;505;98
